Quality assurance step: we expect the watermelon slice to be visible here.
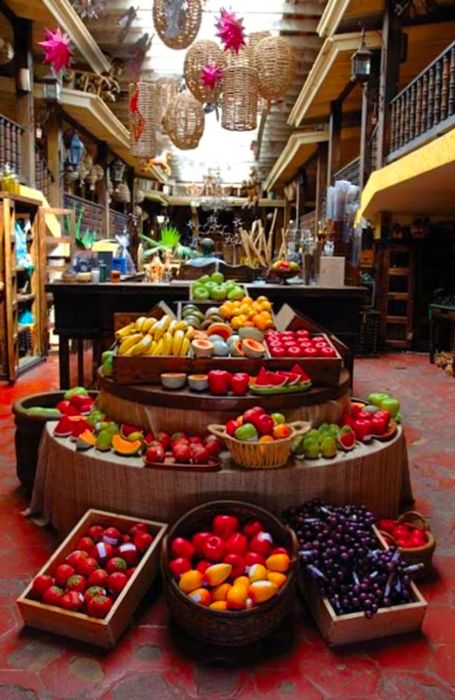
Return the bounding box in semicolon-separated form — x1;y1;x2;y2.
254;367;273;388
337;429;356;451
280;371;301;386
269;371;289;387
291;363;312;383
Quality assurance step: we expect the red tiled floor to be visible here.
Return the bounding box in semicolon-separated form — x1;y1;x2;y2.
1;352;455;699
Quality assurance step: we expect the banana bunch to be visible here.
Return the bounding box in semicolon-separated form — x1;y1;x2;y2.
116;315;194;357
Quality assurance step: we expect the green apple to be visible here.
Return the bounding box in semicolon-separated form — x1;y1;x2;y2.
235;423;258;442
64;386;88;400
380;397;400;417
306;429;320;441
198;275;211;285
368;392;389;407
271;412;285;425
193;286;210;301
211;285;227;301
228;286;245;301
102;350;113;363
303;437;320;459
320;436;337;459
211;271;224;285
96;430;113;451
86;410;106;427
363;404;379;414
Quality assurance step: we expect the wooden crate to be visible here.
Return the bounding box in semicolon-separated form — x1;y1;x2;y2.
17;509;168;648
299;526;427;647
112;304;342;386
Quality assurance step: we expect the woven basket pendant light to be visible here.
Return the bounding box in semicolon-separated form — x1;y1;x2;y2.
184;40;225;103
153;0;202;50
129;81;156;159
163;91;205;149
222;63;258;132
150;76;180;132
253;35;296;101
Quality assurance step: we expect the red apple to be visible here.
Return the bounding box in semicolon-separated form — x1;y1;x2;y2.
145;443;165;464
172;441;191;463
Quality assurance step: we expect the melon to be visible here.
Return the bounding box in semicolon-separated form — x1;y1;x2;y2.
207;323;232;341
231;339;245;357
191;338;214;358
242;338;266;359
112;434;143;456
337;430;356;451
76;430;96;451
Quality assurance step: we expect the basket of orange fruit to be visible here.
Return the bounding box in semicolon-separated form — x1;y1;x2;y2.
218;296;275;333
209;408;311;469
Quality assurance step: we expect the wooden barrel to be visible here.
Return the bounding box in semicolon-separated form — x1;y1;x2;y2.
12;391;98;491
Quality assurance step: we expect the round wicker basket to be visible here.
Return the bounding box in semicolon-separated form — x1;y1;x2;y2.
161;500;298;646
153;0;202;50
129;81;156;159
163;90;205;150
184;40;225;103
380;510;436;581
221;64;259;132
253;35;296;101
208;421;310;469
248;31;271;53
150;76;180;134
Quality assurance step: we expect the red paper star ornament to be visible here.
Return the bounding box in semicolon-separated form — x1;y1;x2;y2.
39;28;74;72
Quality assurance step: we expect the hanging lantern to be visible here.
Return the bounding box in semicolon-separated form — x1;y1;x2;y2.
111;158;125;184
222;64;258;132
68;132;85;167
351;29;373;83
248;31;271;53
252;36;296;102
153;0;202;50
184;40;224;103
163;91;205;150
129;81;156;159
150;76;180;133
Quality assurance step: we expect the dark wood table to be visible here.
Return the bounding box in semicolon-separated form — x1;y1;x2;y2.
46;281;366;388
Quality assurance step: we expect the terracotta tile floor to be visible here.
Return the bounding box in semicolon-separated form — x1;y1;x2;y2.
0;353;454;699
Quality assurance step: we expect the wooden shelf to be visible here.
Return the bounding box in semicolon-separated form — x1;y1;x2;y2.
388;268;410;275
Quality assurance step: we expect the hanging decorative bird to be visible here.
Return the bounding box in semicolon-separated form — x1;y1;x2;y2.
117;6;138;44
127;33;153;80
144;149;173;178
71;0;106;20
164;0;187;40
215;8;246;54
39;28;74;72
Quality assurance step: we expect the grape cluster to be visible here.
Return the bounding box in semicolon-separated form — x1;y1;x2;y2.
284;499;417;618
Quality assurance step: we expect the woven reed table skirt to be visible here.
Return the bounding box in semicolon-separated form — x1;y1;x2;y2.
29;424;413;537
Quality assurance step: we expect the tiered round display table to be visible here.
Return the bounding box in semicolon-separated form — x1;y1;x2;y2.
30;372;412;535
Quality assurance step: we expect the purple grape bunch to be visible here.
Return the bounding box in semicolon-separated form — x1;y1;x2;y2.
284;499;418;618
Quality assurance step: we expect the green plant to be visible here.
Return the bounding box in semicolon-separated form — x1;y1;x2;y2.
65;206;96;250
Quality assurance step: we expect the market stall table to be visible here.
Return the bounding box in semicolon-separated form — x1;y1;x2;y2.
29;422;412;537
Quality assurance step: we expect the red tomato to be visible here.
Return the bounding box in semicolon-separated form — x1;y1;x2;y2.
225;532;248;556
65;550;89;567
393;524;413;540
61;591;84;611
133;531;154;553
76;537;94;553
377;519;397;535
102;527;122;546
244;551;266;567
66;575;87;593
168;557;192;579
191;532;211;556
170;537;195;561
204;435;222;457
203;535;225;562
87;525;104;542
212;515;239;539
75;557;99;577
243;520;264;538
249;532;274;557
125;567;136;580
223;553;245;578
88;569;109;587
54;564;76;587
116;543;138;566
42;585;64;606
93;542;114;562
84;586;107;604
87;594;113;618
106;557;127;574
107;572;128;595
31;574;54;598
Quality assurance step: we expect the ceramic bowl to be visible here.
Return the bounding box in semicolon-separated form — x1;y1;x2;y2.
188;374;209;392
161;373;187;390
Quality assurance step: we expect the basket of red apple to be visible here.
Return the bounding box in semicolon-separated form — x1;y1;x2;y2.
378;511;436;580
161;500;298;646
143;430;223;470
209;408;311;469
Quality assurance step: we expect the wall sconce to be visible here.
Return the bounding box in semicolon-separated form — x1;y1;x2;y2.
42;72;61;103
68;132;85;167
351;29;373;84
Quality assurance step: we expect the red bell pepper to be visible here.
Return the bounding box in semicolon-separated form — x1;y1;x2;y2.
203;535;225;562
207;370;232;396
212;514;239;539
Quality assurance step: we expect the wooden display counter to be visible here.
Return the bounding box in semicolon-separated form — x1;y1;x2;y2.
29;422;412;537
46;281;365;388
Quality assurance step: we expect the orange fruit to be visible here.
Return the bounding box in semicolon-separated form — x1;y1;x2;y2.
243;296;253;305
259;435;274;443
259;301;272;311
273;424;292;439
256;295;268;303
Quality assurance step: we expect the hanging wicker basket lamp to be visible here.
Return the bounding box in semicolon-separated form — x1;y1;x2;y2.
129;81;156;159
153;0;202;50
184;40;225;104
253;35;296;102
163;91;205;150
150;76;180;133
222;63;258;132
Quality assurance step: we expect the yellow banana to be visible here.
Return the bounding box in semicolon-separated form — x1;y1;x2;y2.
180;336;190;356
152;338;164;356
168;319;177;335
145;340;157;355
131;334;153;355
115;323;136;340
161;314;172;331
118;333;143;355
142;317;157;333
185;327;195;341
161;331;173;355
172;329;184;356
153;318;166;341
174;320;188;332
135;316;148;332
